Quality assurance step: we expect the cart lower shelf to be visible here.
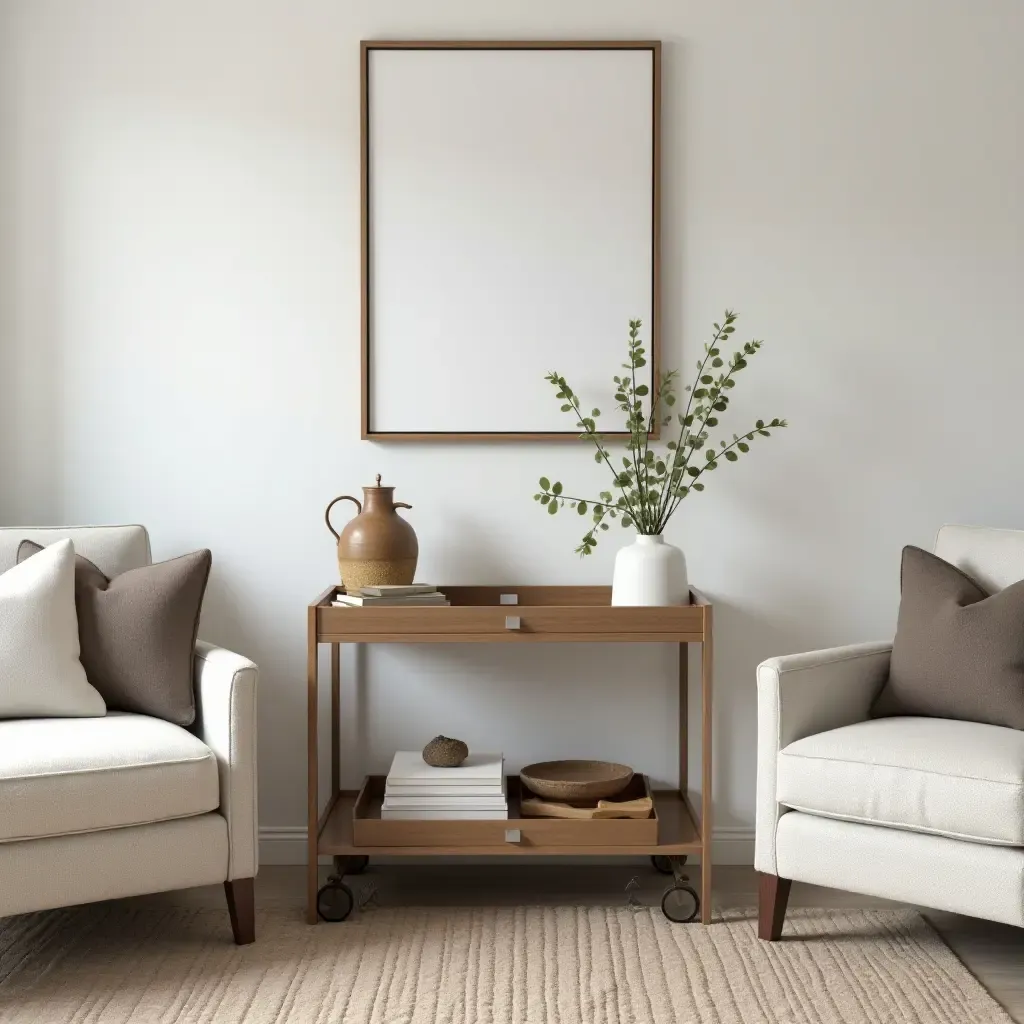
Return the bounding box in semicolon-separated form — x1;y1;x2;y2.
317;784;702;858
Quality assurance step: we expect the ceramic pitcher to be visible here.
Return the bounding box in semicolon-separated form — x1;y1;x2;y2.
325;475;419;590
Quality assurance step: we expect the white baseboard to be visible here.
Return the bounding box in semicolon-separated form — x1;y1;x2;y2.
259;827;754;867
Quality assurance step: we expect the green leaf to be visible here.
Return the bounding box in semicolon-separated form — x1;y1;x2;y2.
756;420;764;429
600;523;609;531
592;408;601;417
700;375;713;385
578;501;588;515
540;494;550;505
711;358;723;368
560;404;571;412
705;450;715;461
547;501;558;515
539;477;550;490
692;482;704;491
725;451;738;462
738;442;750;453
552;481;563;495
594;451;603;463
635;384;649;396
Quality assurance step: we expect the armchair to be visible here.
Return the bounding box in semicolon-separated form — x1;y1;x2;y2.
0;525;258;944
756;524;1024;939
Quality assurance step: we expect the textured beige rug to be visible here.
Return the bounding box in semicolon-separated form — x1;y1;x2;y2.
0;904;1011;1023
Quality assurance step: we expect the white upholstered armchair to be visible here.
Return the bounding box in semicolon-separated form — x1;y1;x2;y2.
756;524;1024;939
0;525;259;943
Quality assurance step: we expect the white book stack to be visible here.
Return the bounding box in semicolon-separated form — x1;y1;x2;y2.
382;751;507;820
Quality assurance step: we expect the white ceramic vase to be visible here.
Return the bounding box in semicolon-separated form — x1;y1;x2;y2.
611;534;688;606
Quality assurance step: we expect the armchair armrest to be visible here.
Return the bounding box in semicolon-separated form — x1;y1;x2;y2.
755;641;891;874
193;640;258;880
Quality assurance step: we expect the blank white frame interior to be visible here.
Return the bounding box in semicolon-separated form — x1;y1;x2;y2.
362;42;660;440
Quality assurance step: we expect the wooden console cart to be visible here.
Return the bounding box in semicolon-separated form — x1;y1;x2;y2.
306;585;713;925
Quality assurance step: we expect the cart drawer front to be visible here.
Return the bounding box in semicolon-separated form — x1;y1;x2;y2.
319;605;702;638
353;814;658;848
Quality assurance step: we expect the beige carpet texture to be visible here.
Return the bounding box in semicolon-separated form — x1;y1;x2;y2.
0;904;1011;1023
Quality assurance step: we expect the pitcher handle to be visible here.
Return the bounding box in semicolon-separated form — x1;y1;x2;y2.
325;495;362;541
394;502;413;511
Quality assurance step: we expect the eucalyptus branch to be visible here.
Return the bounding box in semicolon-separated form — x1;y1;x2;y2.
675;316;730;451
665;418;787;522
659;359;742;531
550;379;643;527
627;324;647;513
654;316;733;529
533;486;617;510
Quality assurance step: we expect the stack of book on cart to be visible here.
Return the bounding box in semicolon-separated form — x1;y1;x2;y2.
382;751;508;820
333;584;448;607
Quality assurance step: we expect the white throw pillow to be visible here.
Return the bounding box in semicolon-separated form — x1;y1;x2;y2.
0;538;106;718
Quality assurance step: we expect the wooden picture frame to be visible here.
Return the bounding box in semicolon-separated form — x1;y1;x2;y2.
360;40;662;441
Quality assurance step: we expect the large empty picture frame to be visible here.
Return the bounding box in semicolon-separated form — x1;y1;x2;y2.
361;40;661;440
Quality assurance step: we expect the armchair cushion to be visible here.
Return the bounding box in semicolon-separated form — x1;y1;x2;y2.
0;539;106;719
871;545;1024;731
0;713;219;843
777;716;1024;845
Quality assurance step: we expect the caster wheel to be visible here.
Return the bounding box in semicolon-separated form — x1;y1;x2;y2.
661;884;700;923
317;880;354;922
348;855;370;875
651;855;685;875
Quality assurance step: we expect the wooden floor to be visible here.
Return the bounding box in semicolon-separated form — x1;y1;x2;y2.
133;863;1024;1022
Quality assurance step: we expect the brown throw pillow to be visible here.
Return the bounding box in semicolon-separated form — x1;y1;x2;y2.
17;541;211;727
871;545;1024;730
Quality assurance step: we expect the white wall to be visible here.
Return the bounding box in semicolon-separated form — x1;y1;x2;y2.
2;0;1022;863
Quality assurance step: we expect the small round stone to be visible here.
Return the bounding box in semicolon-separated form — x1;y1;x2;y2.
422;736;469;768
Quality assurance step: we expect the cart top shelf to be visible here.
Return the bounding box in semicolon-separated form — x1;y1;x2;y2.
310;585;711;644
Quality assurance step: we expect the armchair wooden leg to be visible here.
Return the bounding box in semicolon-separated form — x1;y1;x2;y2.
224;878;255;945
758;872;792;941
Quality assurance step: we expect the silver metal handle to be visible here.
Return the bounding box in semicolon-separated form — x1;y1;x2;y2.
504;829;522;844
505;615;521;630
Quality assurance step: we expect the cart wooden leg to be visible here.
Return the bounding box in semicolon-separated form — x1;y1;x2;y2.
306;610;319;924
678;642;688;801
331;643;340;802
701;611;713;924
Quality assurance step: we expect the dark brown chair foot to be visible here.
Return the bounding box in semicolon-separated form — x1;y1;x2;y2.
758;872;792;941
224;877;255;945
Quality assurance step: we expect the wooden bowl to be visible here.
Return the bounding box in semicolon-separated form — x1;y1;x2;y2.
519;760;633;803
